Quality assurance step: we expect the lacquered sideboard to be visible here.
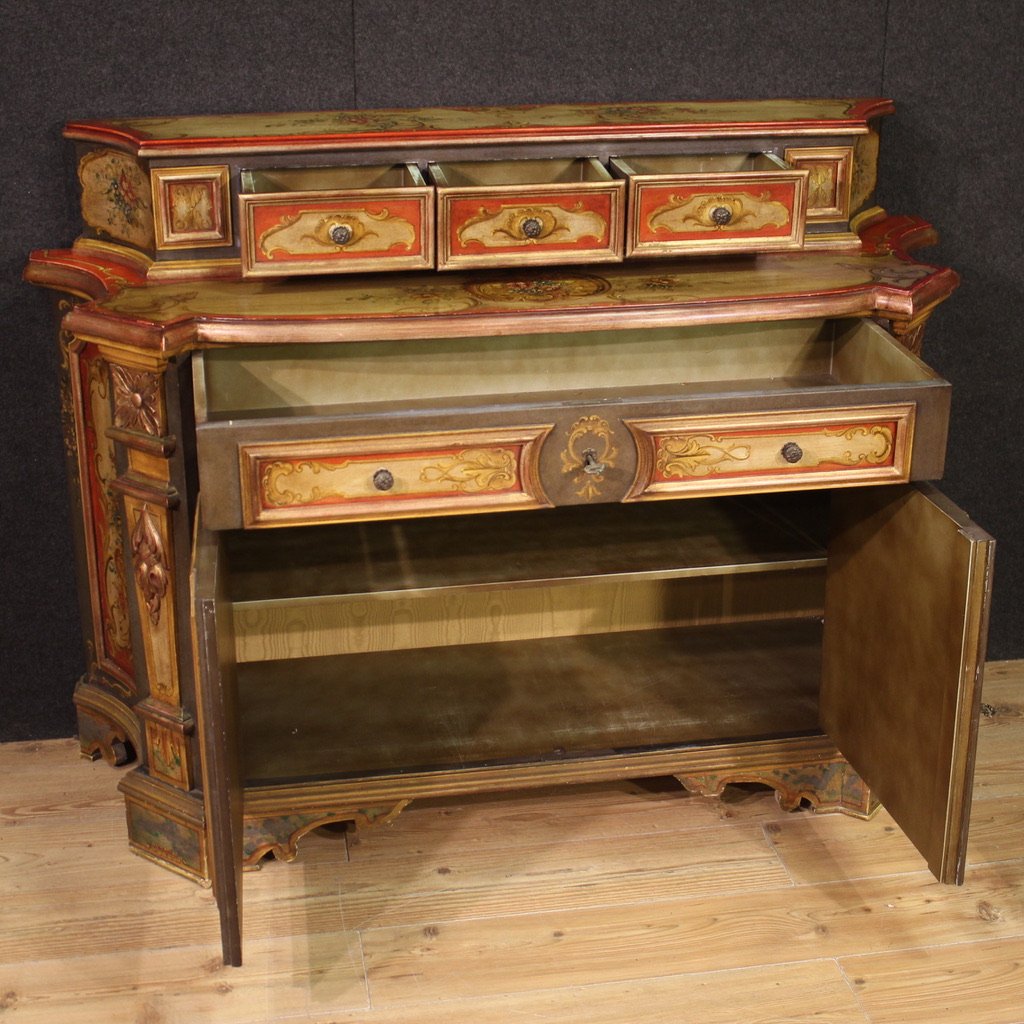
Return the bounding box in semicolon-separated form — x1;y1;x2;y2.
26;99;993;965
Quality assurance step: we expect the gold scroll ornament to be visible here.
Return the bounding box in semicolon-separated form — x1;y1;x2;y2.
262;449;519;508
648;191;790;234
260;208;416;258
561;415;618;499
458;203;607;248
658;424;894;478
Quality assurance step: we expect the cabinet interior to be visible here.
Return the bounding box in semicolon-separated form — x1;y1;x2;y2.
223;493;831;787
240;163;426;193
196;316;937;421
429;157;613;187
611;152;786;175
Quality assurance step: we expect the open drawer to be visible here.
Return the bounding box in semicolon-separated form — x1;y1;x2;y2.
192;484;993;964
192;316;951;530
609;152;809;257
238;164;434;277
429;157;625;269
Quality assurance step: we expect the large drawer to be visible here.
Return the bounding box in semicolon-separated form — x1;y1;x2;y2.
234;426;553;527
609;153;809;257
193;317;950;530
429;158;625;270
238;164;434;277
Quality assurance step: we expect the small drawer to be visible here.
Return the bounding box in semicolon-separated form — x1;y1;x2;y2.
236;427;553;527
626;405;915;502
609;153;809;257
430;158;625;270
238;164;434;278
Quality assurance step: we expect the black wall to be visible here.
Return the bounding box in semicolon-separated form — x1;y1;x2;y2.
2;1;1020;742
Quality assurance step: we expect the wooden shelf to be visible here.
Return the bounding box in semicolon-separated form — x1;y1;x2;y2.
238;617;824;786
226;494;827;605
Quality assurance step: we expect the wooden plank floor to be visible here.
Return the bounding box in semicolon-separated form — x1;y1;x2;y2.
2;660;1021;1023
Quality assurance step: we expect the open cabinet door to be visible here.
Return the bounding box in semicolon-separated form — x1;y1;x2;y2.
821;484;994;883
191;513;244;965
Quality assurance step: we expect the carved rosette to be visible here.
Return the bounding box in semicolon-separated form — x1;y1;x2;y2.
111;364;162;435
131;504;169;626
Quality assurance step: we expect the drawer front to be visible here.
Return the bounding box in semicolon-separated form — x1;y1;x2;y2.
627;171;807;256
626;405;915;501
240;189;434;277
437;183;625;269
238;426;553;527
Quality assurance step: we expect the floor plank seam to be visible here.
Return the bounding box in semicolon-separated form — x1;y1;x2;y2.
758;821;800;887
837;931;1024;964
348;874;811;933
834;955;877;1023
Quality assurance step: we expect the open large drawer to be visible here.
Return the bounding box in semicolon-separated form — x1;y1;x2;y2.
193;316;951;530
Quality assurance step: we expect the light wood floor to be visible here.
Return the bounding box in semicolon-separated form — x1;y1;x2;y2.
2;661;1022;1024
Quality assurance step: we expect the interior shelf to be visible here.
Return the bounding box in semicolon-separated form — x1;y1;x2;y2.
226;493;828;604
238;617;825;786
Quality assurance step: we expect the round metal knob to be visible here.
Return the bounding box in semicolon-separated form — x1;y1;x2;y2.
781;442;804;464
329;223;353;246
372;468;395;491
520;217;543;239
710;206;733;226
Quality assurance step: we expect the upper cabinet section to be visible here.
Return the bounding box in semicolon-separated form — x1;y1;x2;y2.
63;99;892;281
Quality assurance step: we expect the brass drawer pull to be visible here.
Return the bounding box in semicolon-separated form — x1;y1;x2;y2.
373;468;395;491
781;442;804;464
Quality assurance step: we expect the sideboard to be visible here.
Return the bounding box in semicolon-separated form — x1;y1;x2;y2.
26;99;994;965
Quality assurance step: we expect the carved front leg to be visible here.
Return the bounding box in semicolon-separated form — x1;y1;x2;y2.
102;351;208;881
59;313;141;761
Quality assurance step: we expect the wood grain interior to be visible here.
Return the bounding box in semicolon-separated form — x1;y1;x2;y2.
228;497;827;660
197;318;934;419
238;617;825;785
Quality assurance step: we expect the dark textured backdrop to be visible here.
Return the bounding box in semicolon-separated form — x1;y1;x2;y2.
1;0;1021;742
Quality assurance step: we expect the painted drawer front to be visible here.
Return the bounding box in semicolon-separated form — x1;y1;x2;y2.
239;426;553;526
626;405;915;501
613;156;808;257
432;159;624;270
238;164;434;277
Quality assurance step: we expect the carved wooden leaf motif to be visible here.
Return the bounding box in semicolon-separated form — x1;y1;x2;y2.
130;505;169;626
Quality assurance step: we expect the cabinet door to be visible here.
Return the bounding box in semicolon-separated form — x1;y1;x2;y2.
821;484;994;883
191;520;244;965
